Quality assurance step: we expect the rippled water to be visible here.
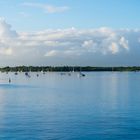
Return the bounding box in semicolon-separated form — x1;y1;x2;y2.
0;72;140;140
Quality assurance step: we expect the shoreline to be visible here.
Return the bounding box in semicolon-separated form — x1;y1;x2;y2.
0;66;140;72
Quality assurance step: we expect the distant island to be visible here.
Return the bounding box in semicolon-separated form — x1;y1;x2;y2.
0;66;140;72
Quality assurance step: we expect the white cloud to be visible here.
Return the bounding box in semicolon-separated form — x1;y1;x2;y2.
23;2;69;13
119;37;129;50
0;47;13;55
20;12;30;18
109;42;119;54
1;19;140;66
0;18;17;38
82;40;95;48
45;50;59;57
44;5;68;13
82;40;97;53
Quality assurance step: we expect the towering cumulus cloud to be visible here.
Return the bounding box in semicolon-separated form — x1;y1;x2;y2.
0;19;139;66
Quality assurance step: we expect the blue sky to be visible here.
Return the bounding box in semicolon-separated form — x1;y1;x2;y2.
0;0;139;66
0;0;140;31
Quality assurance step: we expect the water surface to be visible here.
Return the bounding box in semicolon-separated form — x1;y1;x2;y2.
0;72;140;140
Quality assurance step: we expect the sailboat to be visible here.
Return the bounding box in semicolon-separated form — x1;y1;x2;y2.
78;72;85;77
25;72;31;78
77;67;85;77
14;72;18;75
72;67;75;73
9;78;11;83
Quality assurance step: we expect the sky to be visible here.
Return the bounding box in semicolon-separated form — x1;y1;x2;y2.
0;0;140;66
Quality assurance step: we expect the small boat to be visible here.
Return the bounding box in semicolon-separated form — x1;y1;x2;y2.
9;78;11;83
25;72;31;78
60;72;66;75
68;73;71;76
77;67;85;77
77;72;85;77
81;73;85;77
72;67;75;73
14;72;18;75
25;72;28;76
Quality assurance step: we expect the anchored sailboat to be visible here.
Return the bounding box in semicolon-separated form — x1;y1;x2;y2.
77;67;85;77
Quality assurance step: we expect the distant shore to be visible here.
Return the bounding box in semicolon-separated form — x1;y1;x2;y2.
0;66;140;72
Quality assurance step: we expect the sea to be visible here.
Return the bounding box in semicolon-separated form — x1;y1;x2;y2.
0;72;140;140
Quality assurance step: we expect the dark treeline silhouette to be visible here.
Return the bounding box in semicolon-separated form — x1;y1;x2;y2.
1;66;140;72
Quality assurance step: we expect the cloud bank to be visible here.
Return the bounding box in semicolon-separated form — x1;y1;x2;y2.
0;19;139;66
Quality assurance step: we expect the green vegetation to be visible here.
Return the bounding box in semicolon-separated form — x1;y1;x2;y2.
0;66;140;72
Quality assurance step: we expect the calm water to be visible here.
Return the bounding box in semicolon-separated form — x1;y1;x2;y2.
0;72;140;140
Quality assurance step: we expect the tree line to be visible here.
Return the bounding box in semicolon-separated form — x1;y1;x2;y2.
0;66;140;72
